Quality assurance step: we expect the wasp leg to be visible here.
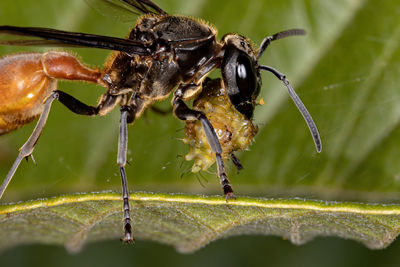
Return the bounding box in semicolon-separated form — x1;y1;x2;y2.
173;97;235;200
56;91;120;116
0;92;57;199
116;93;147;243
230;153;243;173
0;91;119;199
117;106;135;244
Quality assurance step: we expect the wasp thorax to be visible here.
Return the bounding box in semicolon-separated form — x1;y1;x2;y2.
183;78;258;173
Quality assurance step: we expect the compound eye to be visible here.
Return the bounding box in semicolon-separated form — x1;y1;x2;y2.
222;45;260;119
236;54;257;97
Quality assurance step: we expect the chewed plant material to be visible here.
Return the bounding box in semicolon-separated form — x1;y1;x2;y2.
183;78;258;172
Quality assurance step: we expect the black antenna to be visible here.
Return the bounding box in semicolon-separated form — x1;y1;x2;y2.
257;29;306;60
258;65;322;153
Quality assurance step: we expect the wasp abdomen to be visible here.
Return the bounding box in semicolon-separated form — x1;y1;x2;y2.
0;52;102;134
0;53;56;134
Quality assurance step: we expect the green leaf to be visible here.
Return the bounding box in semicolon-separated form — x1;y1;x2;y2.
0;0;400;254
1;192;400;253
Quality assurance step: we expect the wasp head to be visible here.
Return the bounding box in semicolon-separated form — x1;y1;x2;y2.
220;30;322;153
221;34;261;119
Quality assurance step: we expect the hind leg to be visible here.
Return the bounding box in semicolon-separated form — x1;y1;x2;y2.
0;51;120;198
0;90;119;199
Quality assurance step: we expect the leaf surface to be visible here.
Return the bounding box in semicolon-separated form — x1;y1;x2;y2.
1;192;400;253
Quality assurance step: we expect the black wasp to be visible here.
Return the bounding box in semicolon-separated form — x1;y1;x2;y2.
0;0;321;243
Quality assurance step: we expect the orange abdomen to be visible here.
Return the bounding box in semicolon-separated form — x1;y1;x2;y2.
0;53;56;134
0;51;102;135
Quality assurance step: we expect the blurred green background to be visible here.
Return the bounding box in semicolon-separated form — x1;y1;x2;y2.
1;0;400;266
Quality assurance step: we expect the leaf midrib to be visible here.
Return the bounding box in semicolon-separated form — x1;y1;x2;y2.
2;192;400;215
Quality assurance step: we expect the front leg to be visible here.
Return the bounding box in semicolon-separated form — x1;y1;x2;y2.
173;92;235;200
